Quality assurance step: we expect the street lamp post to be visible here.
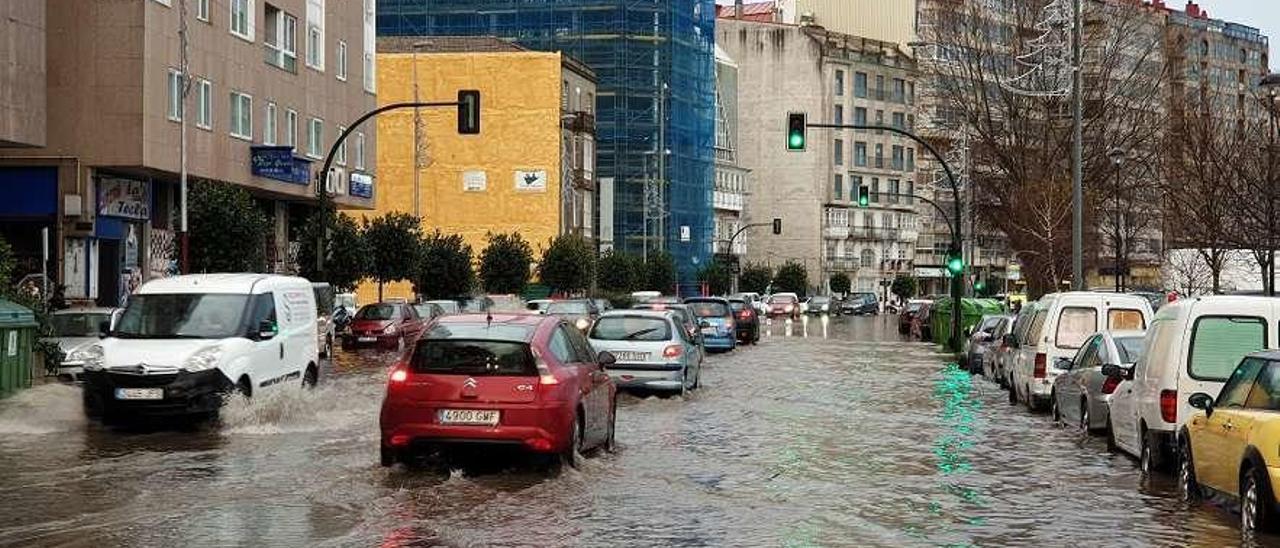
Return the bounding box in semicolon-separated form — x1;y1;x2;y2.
1108;147;1126;293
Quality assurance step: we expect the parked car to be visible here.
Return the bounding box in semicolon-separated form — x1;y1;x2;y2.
1010;292;1153;413
732;292;767;315
899;299;930;334
1181;351;1280;535
684;297;737;352
631;291;662;303
343;302;426;351
465;294;526;313
588;310;703;395
43;307;121;382
767;293;801;319
842;292;880;316
727;297;760;344
983;316;1017;384
1050;330;1146;432
379;313;617;468
526;299;555;314
632;303;705;359
1108;296;1277;473
546;299;601;333
593;299;613;314
910;302;934;341
312;282;336;358
412;302;447;323
964;315;1009;375
804;296;835;315
998;302;1043;392
81;274;320;423
424;299;460;315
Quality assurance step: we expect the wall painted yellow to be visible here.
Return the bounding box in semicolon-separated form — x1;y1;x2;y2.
354;51;566;305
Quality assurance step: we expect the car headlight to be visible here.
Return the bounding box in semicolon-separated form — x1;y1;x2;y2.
80;344;105;371
822;304;829;311
575;317;590;330
183;345;223;372
384;324;398;335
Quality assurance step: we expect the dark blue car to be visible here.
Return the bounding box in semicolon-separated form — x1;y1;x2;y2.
683;297;737;352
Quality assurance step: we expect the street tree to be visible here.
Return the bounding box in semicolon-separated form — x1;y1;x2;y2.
1219;92;1280;295
643;252;676;292
415;231;474;300
829;273;851;295
891;275;917;301
598;251;642;293
479;232;534;295
298;211;369;292
539;234;596;295
364;212;422;300
772;262;808;296
188;181;269;273
698;261;733;296
739;264;773;294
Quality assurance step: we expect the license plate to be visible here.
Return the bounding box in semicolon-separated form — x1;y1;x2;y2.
616;351;650;362
701;327;718;335
439;409;500;426
115;388;163;400
358;336;377;342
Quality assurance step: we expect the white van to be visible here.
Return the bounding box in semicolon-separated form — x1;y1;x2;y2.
1107;296;1278;472
80;274;319;422
1011;292;1153;411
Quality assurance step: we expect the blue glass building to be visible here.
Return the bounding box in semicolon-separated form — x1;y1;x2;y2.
378;0;717;289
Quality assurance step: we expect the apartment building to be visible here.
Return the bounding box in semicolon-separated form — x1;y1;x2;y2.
0;0;377;306
713;45;751;269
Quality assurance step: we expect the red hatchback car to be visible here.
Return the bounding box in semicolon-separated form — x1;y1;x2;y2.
343;302;426;351
380;313;618;467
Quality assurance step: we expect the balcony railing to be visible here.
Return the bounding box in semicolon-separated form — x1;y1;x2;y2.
823;226;850;239
563;111;596;135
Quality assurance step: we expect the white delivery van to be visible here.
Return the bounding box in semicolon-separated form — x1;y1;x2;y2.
1107;296;1279;472
80;274;319;422
1011;292;1153;411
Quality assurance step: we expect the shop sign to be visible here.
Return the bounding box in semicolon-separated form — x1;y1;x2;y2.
250;146;311;185
97;177;151;220
349;172;374;198
514;170;548;192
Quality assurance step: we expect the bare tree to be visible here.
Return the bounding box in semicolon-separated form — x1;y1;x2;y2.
1223;92;1280;295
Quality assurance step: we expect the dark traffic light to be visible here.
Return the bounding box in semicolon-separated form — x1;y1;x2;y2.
857;185;870;207
772;218;782;235
786;113;806;151
458;90;481;134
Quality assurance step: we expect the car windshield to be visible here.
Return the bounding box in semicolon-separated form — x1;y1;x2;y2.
590;316;672;341
413;304;440;319
811;297;830;304
728;301;746;311
854;294;876;304
547;302;590;315
411;339;536;376
50;313;112;337
908;302;923;312
114;294;250;339
356;304;397;320
686;301;729;317
1115;336;1146;364
770;296;797;304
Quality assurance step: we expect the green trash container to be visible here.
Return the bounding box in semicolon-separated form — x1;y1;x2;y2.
0;299;37;398
931;297;953;346
934;298;1010;348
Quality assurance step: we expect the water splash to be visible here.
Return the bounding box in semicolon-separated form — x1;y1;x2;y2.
0;383;86;435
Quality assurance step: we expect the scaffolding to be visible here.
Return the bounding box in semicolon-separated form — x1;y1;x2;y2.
379;0;717;287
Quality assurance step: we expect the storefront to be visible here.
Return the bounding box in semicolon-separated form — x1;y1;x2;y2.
0;167;58;292
93;176;151;307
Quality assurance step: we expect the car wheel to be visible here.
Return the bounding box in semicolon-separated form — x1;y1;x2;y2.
563;414;583;469
380;446;396;467
1140;430;1160;474
237;376;253;399
692;364;701;390
1008;379;1018;405
1024;386;1035;411
1178;437;1200;503
603;400;617;454
1106;418;1118;452
1051;392;1061;423
303;364;319;389
680;368;689;397
1242;464;1277;534
1081;403;1090;432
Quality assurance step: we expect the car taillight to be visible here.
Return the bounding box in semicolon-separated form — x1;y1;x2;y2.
389;368;408;383
1033;353;1046;379
1160;390;1177;423
663;344;683;358
1101;375;1120;395
738;310;751;320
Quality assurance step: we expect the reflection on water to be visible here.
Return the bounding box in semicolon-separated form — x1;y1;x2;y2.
0;318;1273;547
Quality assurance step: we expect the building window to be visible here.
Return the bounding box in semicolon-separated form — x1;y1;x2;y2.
354;132;366;169
196;79;212;130
335;125;347;165
892;146;904;170
892;112;905;130
888;179;900;204
166;69;183;122
264;102;277;145
264;5;298;72
835;69;845;96
861;249;876;268
906;180;914;204
834;174;843;200
196;0;209;21
854;72;868;98
307;26;323;69
907;81;915;104
875;75;885;100
362;0;375;93
875;110;884;133
229;91;252;140
834;105;843;125
336;40;347;81
892;78;906;103
854;142;867;166
875;144;884;168
285;109;298;147
854;107;867;127
230;0;252;41
871;177;880;203
851;175;863;198
907;148;915;171
307;117;323;158
834;139;844;166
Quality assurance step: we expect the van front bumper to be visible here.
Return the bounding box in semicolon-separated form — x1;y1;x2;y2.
82;368;233;418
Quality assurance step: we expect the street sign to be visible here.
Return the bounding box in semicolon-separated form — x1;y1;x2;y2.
680;225;690;242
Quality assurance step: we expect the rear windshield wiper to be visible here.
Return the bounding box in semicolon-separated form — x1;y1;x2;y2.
623;328;660;340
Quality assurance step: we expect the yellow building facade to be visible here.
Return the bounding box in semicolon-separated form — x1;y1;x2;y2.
354;47;583;304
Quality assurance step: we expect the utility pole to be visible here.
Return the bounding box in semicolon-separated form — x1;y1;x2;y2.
178;0;191;274
1071;0;1084;290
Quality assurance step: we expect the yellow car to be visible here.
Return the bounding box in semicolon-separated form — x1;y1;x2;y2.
1181;351;1280;535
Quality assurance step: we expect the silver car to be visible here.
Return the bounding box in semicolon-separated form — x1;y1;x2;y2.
1051;330;1146;432
42;307;121;382
982;316;1014;381
965;314;1011;375
587;310;703;395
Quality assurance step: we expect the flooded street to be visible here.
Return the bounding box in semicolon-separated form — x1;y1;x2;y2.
0;316;1270;547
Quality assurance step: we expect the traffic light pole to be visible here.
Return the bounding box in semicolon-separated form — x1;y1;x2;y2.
806;122;966;354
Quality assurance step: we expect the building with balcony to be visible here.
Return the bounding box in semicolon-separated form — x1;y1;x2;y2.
713;46;751;268
360;38;597;303
718;18;922;295
0;0;377;306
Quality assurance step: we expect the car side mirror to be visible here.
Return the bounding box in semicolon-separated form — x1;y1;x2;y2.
1055;357;1073;370
597;351;617;367
1101;363;1126;379
1188;392;1213;416
257;320;278;341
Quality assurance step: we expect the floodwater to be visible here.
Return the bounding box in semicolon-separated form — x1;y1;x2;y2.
0;316;1271;547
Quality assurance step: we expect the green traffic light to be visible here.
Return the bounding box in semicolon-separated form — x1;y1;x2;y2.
858;195;869;207
947;255;965;275
788;132;805;150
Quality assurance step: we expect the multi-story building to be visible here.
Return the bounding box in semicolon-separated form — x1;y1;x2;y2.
0;0;377;306
377;0;716;289
776;0;916;48
0;0;45;149
713;46;750;272
359;38;597;303
718;18;922;294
